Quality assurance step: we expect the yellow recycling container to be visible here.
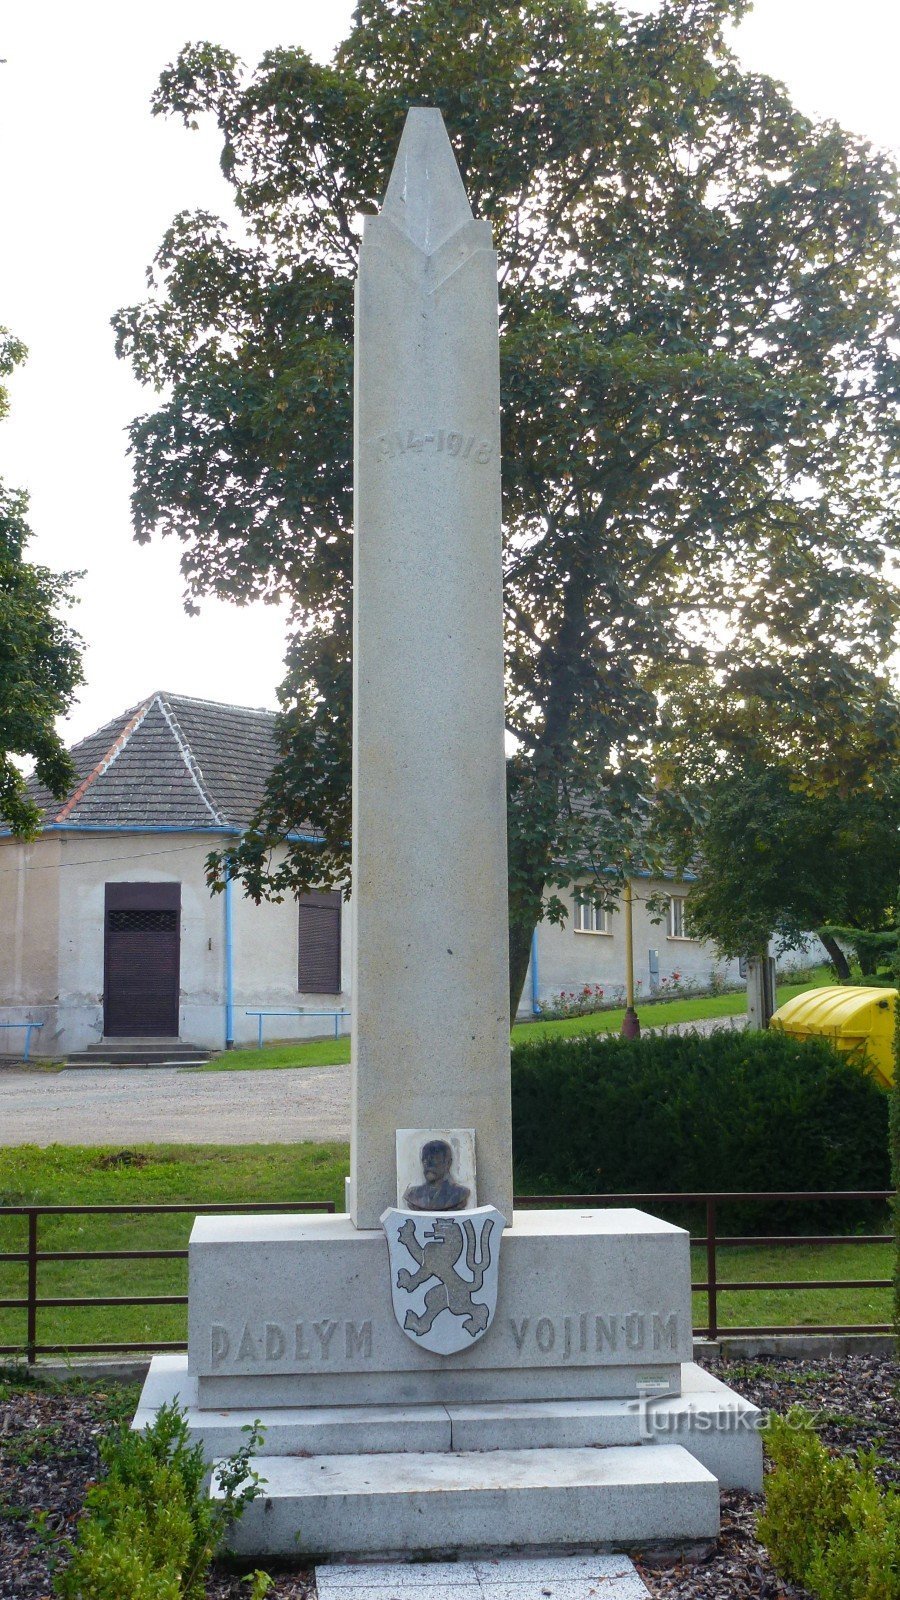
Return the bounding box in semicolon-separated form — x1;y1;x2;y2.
770;985;897;1088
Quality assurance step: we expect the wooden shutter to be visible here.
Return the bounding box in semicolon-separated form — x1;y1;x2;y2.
298;891;342;994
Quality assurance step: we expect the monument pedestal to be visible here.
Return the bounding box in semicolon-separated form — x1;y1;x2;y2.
134;1207;762;1556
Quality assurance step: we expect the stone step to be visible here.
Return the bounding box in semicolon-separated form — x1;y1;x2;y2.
66;1047;209;1068
136;1354;762;1492
214;1444;719;1558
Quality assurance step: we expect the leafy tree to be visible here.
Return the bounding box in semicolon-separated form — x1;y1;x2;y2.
817;925;897;979
665;761;900;979
653;661;900;978
0;330;82;836
114;0;900;1013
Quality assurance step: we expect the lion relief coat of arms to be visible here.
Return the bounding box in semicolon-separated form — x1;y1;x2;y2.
380;1206;506;1355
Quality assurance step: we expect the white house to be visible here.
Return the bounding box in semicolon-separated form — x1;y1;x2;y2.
0;690;744;1058
0;692;349;1057
520;878;744;1018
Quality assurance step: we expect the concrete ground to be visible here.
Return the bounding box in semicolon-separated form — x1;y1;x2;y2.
0;1063;351;1146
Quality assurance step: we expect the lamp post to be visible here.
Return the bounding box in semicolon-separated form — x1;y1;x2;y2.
621;877;640;1038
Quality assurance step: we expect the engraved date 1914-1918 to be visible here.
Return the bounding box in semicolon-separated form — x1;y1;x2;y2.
374;427;495;465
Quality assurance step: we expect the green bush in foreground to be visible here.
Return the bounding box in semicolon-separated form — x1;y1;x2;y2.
758;1412;900;1600
511;1028;888;1228
883;908;890;1344
55;1401;265;1600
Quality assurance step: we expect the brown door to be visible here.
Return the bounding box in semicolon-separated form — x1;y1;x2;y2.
104;883;180;1037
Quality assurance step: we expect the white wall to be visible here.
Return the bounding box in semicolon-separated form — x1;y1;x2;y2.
776;934;831;972
7;838;815;1052
230;865;350;1049
0;831;351;1055
521;878;744;1016
0;834;61;1056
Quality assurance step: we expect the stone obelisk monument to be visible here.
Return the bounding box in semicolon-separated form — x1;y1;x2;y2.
348;108;512;1229
134;109;762;1561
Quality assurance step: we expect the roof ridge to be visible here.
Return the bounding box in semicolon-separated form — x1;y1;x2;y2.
64;696;155;757
156;694;227;828
155;690;276;718
53;696;155;824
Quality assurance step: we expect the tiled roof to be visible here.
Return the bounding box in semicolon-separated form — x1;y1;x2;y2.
26;692;278;831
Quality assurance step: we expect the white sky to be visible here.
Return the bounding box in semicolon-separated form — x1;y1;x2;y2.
1;0;899;747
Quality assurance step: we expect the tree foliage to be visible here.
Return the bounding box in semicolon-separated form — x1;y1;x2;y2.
114;0;900;1010
653;658;900;973
665;760;900;972
0;330;82;836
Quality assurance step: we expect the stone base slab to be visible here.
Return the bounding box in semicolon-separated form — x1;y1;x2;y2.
189;1208;691;1407
197;1360;684;1408
214;1444;719;1557
136;1354;762;1492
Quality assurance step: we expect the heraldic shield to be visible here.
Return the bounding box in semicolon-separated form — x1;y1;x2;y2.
380;1205;506;1355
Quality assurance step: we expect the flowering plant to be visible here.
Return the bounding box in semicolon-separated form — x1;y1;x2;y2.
540;983;607;1019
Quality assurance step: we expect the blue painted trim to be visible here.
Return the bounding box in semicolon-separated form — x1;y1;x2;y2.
224;870;235;1049
0;824;322;841
630;867;698;883
587;864;698;884
20;824;240;836
530;927;541;1016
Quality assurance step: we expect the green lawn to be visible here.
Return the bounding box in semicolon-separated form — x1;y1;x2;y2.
204;1035;353;1070
203;968;833;1071
0;1144;348;1356
0;1140;889;1356
690;1240;892;1333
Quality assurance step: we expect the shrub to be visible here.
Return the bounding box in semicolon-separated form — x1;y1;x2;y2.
776;959;826;985
883;915;890;1350
55;1401;265;1600
511;1028;889;1230
758;1412;900;1600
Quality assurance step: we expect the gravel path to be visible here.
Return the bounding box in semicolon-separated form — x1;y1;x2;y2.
0;1064;351;1146
1;1356;895;1599
0;1017;746;1146
0;1014;747;1149
655;1014;748;1036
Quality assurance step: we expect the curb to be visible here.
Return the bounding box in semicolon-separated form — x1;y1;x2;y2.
4;1333;894;1387
697;1332;895;1361
3;1358;153;1384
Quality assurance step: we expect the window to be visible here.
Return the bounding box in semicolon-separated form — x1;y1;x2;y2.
574;891;612;935
667;896;691;939
298;891;342;993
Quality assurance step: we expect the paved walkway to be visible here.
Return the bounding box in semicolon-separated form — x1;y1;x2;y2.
316;1556;649;1599
0;1063;351;1146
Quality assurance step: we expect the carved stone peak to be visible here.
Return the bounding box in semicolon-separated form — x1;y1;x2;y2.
381;107;473;254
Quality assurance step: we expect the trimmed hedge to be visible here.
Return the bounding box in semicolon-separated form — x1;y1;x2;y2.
511;1028;889;1231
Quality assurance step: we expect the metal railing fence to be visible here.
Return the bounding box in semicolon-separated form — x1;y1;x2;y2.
0;1020;43;1061
0;1190;892;1359
0;1201;335;1361
514;1190;895;1340
245;1009;350;1046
